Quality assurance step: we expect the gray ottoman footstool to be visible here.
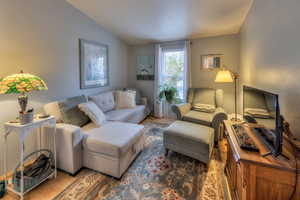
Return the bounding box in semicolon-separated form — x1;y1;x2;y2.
163;120;214;165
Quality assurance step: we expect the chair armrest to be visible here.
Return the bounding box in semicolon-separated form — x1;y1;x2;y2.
171;103;191;119
211;108;228;141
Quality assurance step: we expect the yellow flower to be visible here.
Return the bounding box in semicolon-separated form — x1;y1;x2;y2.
16;81;28;92
30;79;42;88
3;79;15;87
0;84;9;94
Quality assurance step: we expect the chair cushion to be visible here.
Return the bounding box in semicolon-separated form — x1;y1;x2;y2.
89;91;115;113
192;88;215;106
58;95;90;127
106;105;146;122
81;122;144;158
182;110;214;127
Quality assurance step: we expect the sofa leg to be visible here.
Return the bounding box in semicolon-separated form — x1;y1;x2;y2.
165;148;169;157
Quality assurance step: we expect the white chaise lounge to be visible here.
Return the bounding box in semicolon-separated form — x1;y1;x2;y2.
44;89;149;178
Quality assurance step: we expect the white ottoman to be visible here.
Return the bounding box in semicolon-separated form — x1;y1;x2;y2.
82;122;145;178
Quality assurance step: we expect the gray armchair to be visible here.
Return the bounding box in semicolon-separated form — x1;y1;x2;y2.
172;88;227;142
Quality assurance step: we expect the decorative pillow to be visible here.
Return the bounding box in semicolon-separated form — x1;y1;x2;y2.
89;92;115;113
244;108;271;119
58;95;90;127
192;103;216;113
78;102;106;127
123;88;141;105
115;90;136;109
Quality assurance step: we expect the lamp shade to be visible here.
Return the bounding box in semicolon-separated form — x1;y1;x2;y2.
215;69;234;83
0;72;48;94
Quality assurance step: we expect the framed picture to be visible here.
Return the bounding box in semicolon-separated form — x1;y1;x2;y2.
136;55;155;80
79;39;109;89
201;54;223;69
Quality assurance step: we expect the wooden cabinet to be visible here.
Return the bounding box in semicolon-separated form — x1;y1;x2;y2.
223;121;300;200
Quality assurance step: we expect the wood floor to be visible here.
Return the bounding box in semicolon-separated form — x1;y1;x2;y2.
2;171;77;200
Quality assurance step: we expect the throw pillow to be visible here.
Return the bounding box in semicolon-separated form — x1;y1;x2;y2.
115;90;136;109
244;108;271;119
58;95;90;127
78;101;106;127
192;103;216;113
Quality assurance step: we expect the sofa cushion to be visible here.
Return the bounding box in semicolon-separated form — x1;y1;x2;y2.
81;122;144;158
78;102;107;126
44;101;63;123
89;91;115;113
182;110;214;127
115;90;136;109
58;95;90;127
124;88;141;105
106;105;146;122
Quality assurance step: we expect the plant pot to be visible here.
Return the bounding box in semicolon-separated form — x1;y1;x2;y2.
19;111;34;125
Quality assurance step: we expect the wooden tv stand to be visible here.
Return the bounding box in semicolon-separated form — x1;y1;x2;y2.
222;120;300;200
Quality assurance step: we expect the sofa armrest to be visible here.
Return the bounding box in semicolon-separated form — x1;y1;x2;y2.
55;123;83;147
43;123;83;174
171;103;191;119
211;107;228;141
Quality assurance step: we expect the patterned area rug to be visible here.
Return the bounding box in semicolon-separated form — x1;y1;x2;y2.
54;120;226;200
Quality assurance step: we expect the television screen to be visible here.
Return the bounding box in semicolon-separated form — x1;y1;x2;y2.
243;86;282;157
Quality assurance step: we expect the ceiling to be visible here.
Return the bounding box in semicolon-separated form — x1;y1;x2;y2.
67;0;253;45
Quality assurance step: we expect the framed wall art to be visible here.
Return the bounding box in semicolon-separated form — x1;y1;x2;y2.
201;54;223;70
136;55;155;80
79;39;109;89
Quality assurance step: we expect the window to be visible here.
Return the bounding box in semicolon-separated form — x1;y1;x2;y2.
161;50;185;101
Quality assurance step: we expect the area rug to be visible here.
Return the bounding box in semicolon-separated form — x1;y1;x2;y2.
54;120;226;200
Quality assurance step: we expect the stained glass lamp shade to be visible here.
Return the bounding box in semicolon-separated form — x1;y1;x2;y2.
0;71;48;112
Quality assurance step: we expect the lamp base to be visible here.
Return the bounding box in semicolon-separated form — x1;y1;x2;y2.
18;94;28;113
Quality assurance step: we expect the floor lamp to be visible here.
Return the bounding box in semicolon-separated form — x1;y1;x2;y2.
215;68;239;121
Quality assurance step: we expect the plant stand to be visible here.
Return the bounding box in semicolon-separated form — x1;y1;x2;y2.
3;116;56;200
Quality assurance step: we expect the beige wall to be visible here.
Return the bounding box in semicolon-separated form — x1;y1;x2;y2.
0;0;128;174
190;35;240;113
240;0;300;137
128;34;240;113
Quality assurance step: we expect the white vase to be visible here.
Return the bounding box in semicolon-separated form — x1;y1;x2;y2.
154;100;163;118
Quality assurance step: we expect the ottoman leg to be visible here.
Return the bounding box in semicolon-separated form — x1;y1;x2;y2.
165;148;169;157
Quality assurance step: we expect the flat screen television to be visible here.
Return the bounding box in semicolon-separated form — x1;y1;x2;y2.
243;86;283;157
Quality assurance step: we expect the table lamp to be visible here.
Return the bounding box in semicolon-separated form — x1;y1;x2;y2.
0;70;48;124
215;68;239;121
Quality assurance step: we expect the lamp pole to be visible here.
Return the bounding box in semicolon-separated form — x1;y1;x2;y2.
234;74;238;121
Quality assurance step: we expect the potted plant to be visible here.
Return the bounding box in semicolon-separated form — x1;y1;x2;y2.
158;84;179;104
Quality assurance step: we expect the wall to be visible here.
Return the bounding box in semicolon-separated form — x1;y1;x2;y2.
128;44;156;109
190;35;240;113
0;0;128;174
240;0;300;137
128;34;240;113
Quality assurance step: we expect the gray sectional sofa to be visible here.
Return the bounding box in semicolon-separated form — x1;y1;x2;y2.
44;89;150;178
